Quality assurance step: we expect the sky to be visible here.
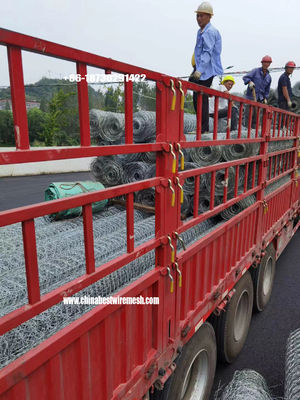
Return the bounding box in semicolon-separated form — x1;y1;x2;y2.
0;0;300;94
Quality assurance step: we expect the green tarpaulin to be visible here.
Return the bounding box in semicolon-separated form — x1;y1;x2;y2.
45;181;108;220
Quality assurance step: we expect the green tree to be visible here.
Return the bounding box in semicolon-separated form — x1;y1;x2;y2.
27;108;47;145
0;110;14;146
4;100;11;111
41;89;78;146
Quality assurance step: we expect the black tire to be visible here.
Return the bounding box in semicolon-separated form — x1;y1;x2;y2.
150;322;217;400
211;271;253;364
251;243;276;312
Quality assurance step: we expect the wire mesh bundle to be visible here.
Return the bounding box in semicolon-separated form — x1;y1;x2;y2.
133;111;156;143
183;113;197;134
89;109;125;143
285;328;300;400
220;195;256;220
187;134;223;166
293;81;300;97
219;369;272;400
135;188;155;207
265;174;291;196
181;193;192;217
141;151;156;164
203;167;235;196
144;164;156;179
190;190;222;214
182;162;206;195
90;156;124;186
222;131;260;161
116;152;143;164
123;162;149;183
0;210;148;316
177;218;225;251
268;139;294;153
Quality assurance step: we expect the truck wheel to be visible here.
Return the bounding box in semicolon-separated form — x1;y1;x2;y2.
151;322;216;400
211;271;253;364
251;243;276;312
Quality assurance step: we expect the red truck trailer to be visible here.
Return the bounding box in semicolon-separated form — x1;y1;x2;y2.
0;28;299;400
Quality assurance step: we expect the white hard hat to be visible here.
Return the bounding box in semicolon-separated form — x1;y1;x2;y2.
195;2;214;15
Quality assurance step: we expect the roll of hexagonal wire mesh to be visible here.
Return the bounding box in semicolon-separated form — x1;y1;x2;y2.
265;173;291;195
181;193;192;217
90;156;124;186
203;167;236;196
45;181;108;221
187;134;223;166
0;209;148;316
133;111;156;143
183;113;197;134
268;139;294;153
0;207;121;259
182;162;206;195
123;161;149;183
219;369;272;400
89;109;125;143
135;188;155;206
0;215;221;368
220;195;256;220
142;151;156;164
144;164;156;179
116;152;143;164
293;81;300;97
222;132;260;161
141;150;156;164
285;328;300;400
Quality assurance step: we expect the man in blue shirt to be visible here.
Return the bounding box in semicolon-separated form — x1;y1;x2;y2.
242;55;272;128
243;55;272;103
189;1;223;133
277;61;296;110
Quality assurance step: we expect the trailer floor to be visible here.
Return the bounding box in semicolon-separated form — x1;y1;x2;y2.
0;173;299;399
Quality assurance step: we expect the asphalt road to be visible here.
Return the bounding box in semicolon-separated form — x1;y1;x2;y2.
0;173;299;399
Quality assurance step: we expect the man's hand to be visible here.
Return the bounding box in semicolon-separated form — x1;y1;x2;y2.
248;81;255;89
193;70;201;80
288;100;292;108
263;99;268;104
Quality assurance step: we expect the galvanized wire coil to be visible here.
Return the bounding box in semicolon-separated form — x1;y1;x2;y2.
285;328;300;400
123;162;149;183
204;167;235;196
219;369;272;400
220;195;256;220
133;111;156;143
89;109;125;143
187;134;223;166
90;156;124;186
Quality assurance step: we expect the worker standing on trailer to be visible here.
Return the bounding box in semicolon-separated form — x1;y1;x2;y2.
243;55;272;103
277;61;296;110
189;1;223;133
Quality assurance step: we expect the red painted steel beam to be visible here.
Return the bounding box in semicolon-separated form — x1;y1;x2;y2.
22;220;41;304
82;204;95;274
0;143;163;165
7;46;29;150
76;62;91;146
0;28;164;82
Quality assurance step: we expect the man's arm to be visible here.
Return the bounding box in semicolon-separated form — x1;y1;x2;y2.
243;69;255;85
